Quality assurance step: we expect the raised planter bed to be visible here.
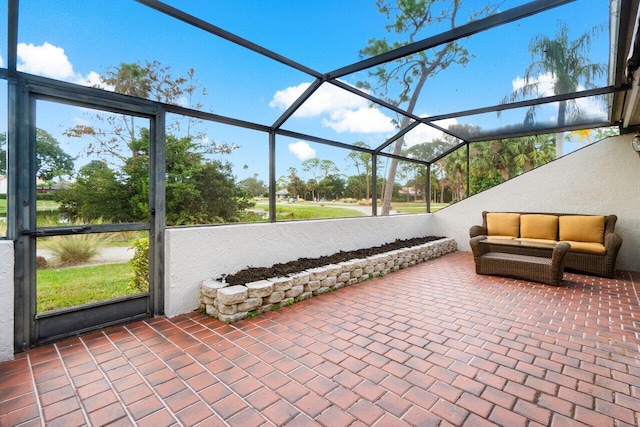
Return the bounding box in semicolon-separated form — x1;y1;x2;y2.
199;237;456;323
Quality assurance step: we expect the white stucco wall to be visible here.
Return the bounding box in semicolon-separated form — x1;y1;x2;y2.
0;240;14;362
431;134;640;272
165;134;639;318
165;214;432;317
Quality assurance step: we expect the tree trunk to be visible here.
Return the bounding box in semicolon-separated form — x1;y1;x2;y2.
365;172;370;200
381;149;399;214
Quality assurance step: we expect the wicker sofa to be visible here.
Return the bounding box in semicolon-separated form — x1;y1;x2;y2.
469;211;623;278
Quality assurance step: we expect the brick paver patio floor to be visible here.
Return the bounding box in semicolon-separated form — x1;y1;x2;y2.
1;251;639;426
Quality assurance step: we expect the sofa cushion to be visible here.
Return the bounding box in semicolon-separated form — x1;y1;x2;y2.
486;213;520;238
520;214;558;241
559;215;605;244
561;241;606;255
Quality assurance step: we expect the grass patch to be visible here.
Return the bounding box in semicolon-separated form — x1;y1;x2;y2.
37;262;139;312
392;202;448;213
254;202;365;219
0;199;60;217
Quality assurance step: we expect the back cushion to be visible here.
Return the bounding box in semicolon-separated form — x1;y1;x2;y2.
559;215;605;243
486;213;520;237
520;214;559;240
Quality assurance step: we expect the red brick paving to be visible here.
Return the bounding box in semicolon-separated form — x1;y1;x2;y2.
1;251;639;426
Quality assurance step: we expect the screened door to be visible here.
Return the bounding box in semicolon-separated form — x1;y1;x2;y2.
12;81;164;349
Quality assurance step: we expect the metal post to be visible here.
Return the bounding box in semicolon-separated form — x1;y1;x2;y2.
150;108;166;315
268;132;276;222
427;164;431;213
371;155;377;216
466;143;470;199
9;78;34;352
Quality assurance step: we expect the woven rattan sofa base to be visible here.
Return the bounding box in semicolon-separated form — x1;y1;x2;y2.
469;212;622;278
470;236;571;286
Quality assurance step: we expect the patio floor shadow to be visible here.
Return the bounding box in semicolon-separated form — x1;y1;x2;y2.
1;251;639;426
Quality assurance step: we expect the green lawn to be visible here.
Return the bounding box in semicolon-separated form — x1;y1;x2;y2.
392;202;449;213
254;202;365;219
37;262;140;313
251;201;449;219
0;199;60;217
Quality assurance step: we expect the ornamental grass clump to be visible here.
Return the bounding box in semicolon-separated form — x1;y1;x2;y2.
48;233;110;267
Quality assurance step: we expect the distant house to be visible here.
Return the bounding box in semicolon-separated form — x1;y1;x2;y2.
0;176;67;194
400;186;422;197
275;189;289;199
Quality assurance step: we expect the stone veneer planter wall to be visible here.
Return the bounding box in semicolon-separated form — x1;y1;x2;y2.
199;238;456;323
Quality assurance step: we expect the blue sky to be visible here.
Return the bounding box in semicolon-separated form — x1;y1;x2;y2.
0;0;613;182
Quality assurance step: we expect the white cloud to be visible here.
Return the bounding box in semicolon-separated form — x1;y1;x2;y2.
82;71;104;88
70;116;91;127
511;72;556;97
403;118;459;147
288;140;316;161
0;51;4;68
322;106;396;133
512;73;607;121
575;96;607;120
18;42;75;80
270;82;366;117
17;42;98;87
270;81;395;134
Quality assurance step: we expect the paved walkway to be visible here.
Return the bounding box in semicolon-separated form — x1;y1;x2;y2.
1;252;639;426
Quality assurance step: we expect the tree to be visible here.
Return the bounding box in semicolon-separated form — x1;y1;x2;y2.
504;22;605;158
59;61;248;225
238;174;267;197
56;129;252;226
55;160;131;222
359;0;498;214
443;146;467;202
0;130;74;181
35;129;75;182
64;61;234;165
346;142;373;200
285;167;306;199
345;174;368;199
318;174;345;201
469;134;555;194
302;158;322;200
319;159;339;178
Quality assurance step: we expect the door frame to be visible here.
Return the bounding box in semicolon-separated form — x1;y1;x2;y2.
8;74;166;351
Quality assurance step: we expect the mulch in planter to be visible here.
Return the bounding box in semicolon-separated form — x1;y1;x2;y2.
219;236;444;286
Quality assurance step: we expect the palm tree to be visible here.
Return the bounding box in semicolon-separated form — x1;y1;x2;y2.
443;147;467;202
505;22;605;158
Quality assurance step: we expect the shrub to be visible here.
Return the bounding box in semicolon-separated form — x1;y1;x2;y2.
339;198;358;203
129;237;149;292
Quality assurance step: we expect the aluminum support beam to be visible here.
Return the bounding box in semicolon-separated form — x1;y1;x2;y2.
7;0;18;73
135;0;323;79
371;155;377;216
374;121;421;154
327;0;575;79
427;164;431;213
268;132;276;222
425;86;622;123
272;78;324;130
150;109;166;316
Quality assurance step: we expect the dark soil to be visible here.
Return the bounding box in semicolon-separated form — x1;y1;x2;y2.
219;236;444;286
